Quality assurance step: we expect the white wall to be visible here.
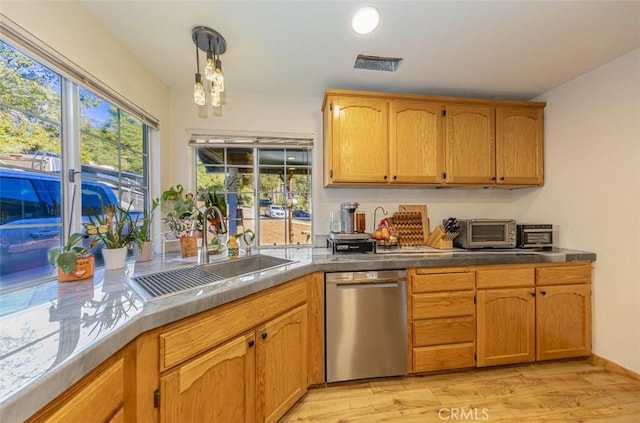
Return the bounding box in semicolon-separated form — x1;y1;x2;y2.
514;48;640;373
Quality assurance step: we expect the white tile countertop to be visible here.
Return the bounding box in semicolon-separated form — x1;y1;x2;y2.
0;246;595;422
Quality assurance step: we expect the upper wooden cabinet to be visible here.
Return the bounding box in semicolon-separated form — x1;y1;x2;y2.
445;104;496;184
322;89;545;187
324;96;388;183
390;101;445;184
496;107;544;185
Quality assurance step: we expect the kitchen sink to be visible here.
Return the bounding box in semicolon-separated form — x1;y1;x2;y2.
199;254;293;278
129;255;295;301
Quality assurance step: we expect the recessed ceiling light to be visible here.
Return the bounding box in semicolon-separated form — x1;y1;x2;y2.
352;6;379;35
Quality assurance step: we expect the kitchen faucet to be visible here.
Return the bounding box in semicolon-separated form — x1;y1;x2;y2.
199;205;228;264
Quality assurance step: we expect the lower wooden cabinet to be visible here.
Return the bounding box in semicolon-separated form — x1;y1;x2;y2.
160;332;256;423
476;287;536;367
257;305;308;423
159;304;308;423
476;263;592;367
152;274;321;423
536;264;592;360
27;355;125;422
409;268;476;373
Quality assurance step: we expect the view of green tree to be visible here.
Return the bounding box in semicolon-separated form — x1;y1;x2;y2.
0;40;61;154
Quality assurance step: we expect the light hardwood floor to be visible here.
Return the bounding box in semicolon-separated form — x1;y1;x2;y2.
281;360;640;422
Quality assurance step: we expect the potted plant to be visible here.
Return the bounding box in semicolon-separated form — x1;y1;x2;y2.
132;198;159;262
48;232;95;282
85;204;136;270
160;185;199;257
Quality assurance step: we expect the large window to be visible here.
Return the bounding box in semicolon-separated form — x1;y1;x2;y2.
193;135;313;247
0;40;151;290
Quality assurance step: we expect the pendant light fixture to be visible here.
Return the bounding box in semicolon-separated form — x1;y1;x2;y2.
193;41;206;106
192;26;226;108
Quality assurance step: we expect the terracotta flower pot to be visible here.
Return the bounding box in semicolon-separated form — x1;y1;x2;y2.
57;254;95;282
180;236;198;258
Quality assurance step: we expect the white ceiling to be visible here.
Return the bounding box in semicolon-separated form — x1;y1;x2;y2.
82;0;640;101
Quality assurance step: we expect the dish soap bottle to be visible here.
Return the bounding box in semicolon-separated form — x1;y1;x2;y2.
227;235;239;258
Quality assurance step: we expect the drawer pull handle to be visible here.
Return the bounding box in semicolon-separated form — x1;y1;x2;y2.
248;340;255;347
261;332;268;340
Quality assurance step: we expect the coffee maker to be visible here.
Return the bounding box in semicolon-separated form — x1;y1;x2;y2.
328;202;374;253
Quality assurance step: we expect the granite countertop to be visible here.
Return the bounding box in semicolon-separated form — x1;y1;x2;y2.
0;246;595;422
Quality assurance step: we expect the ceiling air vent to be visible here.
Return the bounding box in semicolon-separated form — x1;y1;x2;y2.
354;54;402;72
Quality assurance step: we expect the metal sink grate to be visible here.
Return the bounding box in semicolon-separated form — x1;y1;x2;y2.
131;267;226;299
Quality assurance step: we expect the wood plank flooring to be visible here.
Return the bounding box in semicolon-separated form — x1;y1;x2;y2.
281;360;640;422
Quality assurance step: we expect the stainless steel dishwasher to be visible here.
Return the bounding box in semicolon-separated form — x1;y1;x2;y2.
325;270;407;383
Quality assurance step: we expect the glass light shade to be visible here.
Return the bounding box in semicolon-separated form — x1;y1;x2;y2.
194;74;206;105
211;87;221;107
213;68;225;93
204;58;215;81
352;7;379;35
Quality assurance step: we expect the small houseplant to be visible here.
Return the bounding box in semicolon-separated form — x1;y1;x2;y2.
160;185;199;257
132;198;159;262
48;232;95;281
85;204;136;270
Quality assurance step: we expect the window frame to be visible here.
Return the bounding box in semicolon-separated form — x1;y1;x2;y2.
0;37;153;289
190;132;314;248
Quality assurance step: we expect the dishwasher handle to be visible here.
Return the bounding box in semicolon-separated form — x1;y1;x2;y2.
336;281;400;289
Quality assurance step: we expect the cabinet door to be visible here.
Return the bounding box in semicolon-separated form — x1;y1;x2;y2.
326;97;388;183
256;305;308;423
445;104;496;184
37;357;124;423
389;101;445;183
536;285;591;360
496;107;544;185
160;332;256;423
477;288;535;367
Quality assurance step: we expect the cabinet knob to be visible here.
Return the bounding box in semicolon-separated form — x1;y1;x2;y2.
248;340;255;347
261;332;268;340
383;175;388;180
500;177;505;181
530;292;536;297
540;290;547;296
491;177;496;181
393;175;397;180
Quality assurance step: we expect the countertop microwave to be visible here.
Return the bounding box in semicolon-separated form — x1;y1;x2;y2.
453;219;517;249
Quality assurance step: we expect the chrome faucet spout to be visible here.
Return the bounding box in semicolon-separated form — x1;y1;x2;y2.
200;205;227;263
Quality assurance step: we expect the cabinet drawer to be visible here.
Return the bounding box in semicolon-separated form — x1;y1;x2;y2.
476;267;534;289
412;344;475;373
413;317;475;346
413;292;474;319
160;279;306;371
412;272;474;293
536;264;591;286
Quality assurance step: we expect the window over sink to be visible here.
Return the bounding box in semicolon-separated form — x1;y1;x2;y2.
190;132;313;247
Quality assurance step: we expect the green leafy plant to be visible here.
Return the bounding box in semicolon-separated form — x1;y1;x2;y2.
160;186;198;237
48;232;92;275
132;197;160;246
84;204;136;249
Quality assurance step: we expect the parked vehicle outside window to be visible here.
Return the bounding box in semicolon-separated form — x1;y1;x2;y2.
265;205;286;218
0;168;139;286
